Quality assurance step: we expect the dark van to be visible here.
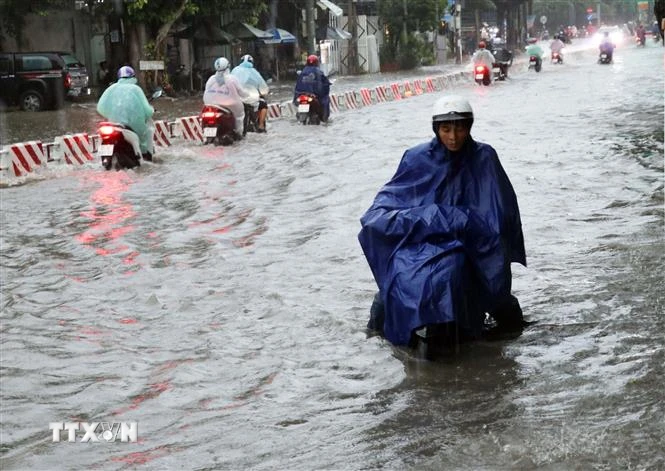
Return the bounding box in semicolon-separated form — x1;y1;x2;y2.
0;52;68;111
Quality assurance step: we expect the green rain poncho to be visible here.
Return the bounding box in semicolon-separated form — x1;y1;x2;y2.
97;77;155;154
525;44;544;59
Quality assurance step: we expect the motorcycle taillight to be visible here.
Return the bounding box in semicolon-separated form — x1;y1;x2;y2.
298;95;312;104
201;111;219;119
64;72;72;89
99;125;117;137
475;66;485;72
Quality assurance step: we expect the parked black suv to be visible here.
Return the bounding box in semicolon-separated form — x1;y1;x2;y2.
0;51;89;111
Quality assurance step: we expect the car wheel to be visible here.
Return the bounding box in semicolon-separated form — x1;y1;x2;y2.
20;90;44;112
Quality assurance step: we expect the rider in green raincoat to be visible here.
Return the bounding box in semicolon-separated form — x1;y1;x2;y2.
97;65;155;158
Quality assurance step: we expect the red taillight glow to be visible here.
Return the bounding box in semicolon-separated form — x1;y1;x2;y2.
99;125;116;136
201;111;220;119
64;72;72;89
298;95;312;104
475;66;485;72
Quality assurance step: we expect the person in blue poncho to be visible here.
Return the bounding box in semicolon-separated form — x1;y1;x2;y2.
358;95;527;354
293;55;331;122
97;65;155;159
231;54;270;134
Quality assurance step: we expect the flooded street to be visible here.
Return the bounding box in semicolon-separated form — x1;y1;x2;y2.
1;40;663;470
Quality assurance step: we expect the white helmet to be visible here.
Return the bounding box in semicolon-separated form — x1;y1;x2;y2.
432;95;473;134
214;57;230;72
241;54;254;64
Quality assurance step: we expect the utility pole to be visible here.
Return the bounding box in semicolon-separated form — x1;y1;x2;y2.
306;0;316;55
349;0;359;74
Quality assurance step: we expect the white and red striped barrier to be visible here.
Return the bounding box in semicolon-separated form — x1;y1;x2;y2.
390;83;402;100
359;88;373;106
54;133;95;166
177;116;203;142
8;141;45;177
329;94;340;113
425;77;436;93
413;80;424;95
267;103;282;120
403;81;414;98
153;120;173;147
374;85;389;102
343;91;360;110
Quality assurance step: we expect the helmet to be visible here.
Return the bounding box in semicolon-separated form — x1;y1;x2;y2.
306;54;319;66
241;54;254;64
431;95;474;133
214;57;230;72
117;65;135;79
478;41;486;49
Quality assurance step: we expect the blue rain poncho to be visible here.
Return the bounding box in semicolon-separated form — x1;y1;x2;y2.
97;77;154;154
358;137;526;346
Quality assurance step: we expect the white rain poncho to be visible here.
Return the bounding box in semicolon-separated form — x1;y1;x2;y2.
97;77;155;155
203;71;249;132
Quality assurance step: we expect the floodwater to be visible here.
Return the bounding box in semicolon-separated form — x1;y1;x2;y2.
1;40;663;470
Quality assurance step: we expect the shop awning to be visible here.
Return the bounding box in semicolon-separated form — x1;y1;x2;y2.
222;21;274;40
317;0;343;17
326;26;352;40
263;27;297;44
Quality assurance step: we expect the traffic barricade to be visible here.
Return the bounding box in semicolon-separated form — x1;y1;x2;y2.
153;120;174;147
53;133;95;166
359;88;373;106
7;141;45;177
374;85;389;102
390;83;402;100
177;116;203;142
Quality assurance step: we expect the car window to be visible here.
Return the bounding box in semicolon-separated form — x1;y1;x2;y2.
61;54;84;68
17;54;63;72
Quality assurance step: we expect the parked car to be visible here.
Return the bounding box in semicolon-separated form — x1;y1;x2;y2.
0;51;90;111
58;52;91;98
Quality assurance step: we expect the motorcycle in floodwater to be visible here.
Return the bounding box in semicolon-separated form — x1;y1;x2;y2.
473;64;492;86
598;51;612;64
295;93;324;125
98;88;162;170
528;55;543;72
200;104;239;146
551;52;563;64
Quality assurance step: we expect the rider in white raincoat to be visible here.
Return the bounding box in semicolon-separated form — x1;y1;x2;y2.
203;57;250;136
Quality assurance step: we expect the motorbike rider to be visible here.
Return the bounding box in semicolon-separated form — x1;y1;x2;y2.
489;34;512;79
635;23;646;45
231;54;269;134
549;35;565;61
599;32;616;62
293;54;331;123
203;57;250;140
525;38;545;68
97;65;155;160
359;95;527;348
471;41;496;79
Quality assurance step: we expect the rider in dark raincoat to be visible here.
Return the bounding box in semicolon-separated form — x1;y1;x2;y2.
293;55;331;122
358;95;526;347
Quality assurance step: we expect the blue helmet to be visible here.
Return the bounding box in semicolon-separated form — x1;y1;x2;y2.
117;65;135;79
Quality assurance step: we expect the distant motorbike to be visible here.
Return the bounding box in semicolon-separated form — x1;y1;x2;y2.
98;88;162;170
551;52;563;64
473;64;492;86
490;45;513;80
528;55;542;72
296;93;323;125
636;35;646;47
200;104;238;145
598;51;612;64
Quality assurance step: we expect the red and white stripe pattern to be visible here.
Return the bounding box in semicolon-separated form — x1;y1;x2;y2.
55;133;94;165
177;116;203;142
403;81;413;97
413;79;424;95
374;85;388;102
329;94;340;113
9;141;45;176
359;88;373;106
390;83;402;100
425;77;436;93
281;101;297;117
343;91;360;110
153;120;172;147
267;103;282;119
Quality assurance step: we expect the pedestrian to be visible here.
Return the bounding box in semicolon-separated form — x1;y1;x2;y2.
358;95;527;349
97;60;112;96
